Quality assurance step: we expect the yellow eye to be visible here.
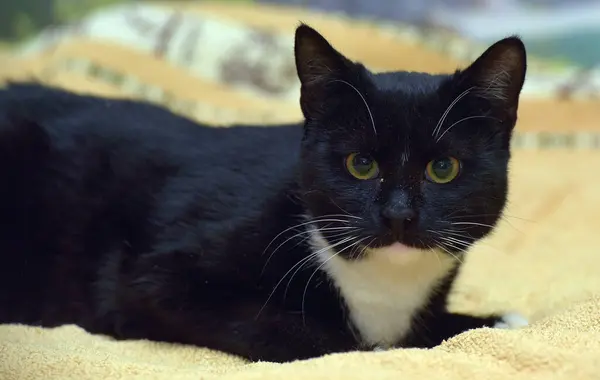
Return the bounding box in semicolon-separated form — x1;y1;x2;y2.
345;153;379;180
425;157;461;184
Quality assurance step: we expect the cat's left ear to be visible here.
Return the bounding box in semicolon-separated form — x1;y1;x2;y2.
458;36;527;120
294;24;355;118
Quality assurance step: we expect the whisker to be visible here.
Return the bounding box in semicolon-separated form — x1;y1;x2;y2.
262;217;357;257
261;226;359;275
255;235;357;320
434;234;465;247
439;233;504;255
319;230;363;240
436;115;500;143
331;79;376;136
439;236;471;248
437;229;475;240
310;214;363;220
281;231;360;298
432;86;474;139
255;252;321;320
419;237;443;270
433;249;443;270
284;229;360;262
428;229;470;240
328;197;355;217
429;227;505;256
348;236;372;259
355;237;376;260
498;218;525;235
446;213;534;223
445;213;531;235
301;235;370;325
434;241;464;264
450;221;496;229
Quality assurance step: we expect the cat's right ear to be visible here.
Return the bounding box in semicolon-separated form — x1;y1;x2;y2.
294;24;354;119
457;36;527;122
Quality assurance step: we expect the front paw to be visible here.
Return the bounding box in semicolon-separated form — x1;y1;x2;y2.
493;312;529;330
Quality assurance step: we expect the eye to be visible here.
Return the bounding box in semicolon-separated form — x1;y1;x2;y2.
425;157;461;184
345;153;380;180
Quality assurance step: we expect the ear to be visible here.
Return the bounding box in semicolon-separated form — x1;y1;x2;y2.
294;24;354;118
459;36;527;119
294;23;352;86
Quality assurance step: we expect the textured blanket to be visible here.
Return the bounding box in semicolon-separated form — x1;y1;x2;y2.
1;2;599;379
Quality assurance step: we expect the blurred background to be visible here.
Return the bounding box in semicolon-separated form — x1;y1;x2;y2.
1;0;600;67
0;0;598;137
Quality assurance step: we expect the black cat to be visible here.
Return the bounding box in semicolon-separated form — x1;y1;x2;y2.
0;24;528;362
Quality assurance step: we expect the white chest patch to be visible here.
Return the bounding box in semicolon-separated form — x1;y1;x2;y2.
309;230;456;347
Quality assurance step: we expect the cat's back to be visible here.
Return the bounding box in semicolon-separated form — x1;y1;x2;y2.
0;83;303;324
0;82;304;229
0;83;302;195
0;83;302;161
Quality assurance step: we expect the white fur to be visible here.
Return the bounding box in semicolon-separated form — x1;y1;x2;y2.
494;312;529;329
309;230;456;347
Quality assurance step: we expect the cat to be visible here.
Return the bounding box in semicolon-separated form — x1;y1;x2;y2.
0;24;528;363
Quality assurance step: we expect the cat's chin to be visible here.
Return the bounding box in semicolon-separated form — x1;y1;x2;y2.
382;242;412;254
370;242;425;256
364;241;464;264
367;236;430;252
364;242;434;265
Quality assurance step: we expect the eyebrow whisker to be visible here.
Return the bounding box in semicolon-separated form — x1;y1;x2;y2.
331;79;377;137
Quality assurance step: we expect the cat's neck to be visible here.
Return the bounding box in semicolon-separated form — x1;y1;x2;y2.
307;227;456;347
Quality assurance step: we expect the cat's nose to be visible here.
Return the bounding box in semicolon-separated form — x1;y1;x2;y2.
381;207;416;240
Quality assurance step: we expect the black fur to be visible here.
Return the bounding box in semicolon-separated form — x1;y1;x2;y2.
0;25;526;362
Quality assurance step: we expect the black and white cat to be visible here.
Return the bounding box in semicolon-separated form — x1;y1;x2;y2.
0;24;528;363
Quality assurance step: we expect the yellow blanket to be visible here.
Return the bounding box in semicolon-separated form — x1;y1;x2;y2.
1;2;600;379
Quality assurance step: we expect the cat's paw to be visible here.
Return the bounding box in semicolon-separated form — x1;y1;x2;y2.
493;312;529;330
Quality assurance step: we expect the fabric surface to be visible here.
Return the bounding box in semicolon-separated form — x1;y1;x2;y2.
1;2;599;379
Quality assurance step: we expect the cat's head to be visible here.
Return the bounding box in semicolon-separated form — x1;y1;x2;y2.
294;24;526;260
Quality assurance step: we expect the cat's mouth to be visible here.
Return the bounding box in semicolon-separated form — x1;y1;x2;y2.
359;235;463;257
381;241;412;254
369;234;431;252
308;218;469;258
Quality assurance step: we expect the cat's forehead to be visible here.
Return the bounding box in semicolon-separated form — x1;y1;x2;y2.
370;71;449;95
331;71;471;158
364;72;454;142
368;71;455;130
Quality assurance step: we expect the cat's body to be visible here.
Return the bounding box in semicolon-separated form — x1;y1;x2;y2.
0;25;528;362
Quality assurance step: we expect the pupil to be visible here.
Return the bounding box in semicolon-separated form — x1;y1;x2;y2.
353;155;372;172
433;158;452;177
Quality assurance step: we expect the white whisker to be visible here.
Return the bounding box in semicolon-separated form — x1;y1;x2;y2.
332;79;376;136
420;238;443;270
446;235;504;254
433;250;443;271
311;214;363;220
261;226;359;275
255;253;319;320
435;115;500;143
255;235;358;319
450;221;496;229
262;218;353;256
282;231;361;298
439;236;471;248
439;229;474;240
301;235;371;325
432;228;505;255
432;86;474;138
431;228;474;240
356;237;376;260
434;241;464;263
